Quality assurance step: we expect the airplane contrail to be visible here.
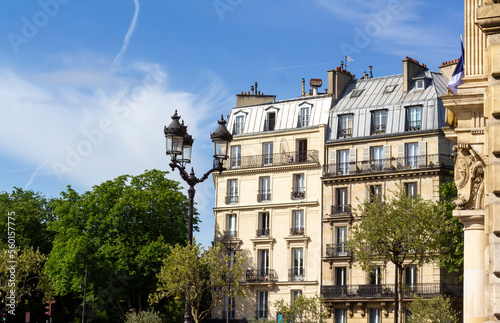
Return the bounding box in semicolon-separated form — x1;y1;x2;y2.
111;0;140;70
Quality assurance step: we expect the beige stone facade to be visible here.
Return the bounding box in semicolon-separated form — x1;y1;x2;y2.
441;0;500;321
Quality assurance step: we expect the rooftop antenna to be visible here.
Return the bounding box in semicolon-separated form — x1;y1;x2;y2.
344;56;354;71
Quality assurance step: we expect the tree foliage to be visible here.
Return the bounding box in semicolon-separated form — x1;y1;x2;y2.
0;247;52;314
273;294;327;323
45;169;193;321
407;296;459;323
124;309;163;323
438;178;463;274
347;188;452;323
151;242;246;323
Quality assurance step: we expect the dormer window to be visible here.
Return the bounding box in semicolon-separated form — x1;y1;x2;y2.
384;85;396;93
406;106;422;131
265;112;276;131
338;114;353;138
371;110;387;134
350;89;364;98
298;107;310;128
233;115;245;135
415;79;425;90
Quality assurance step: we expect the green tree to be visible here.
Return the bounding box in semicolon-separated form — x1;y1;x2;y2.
124;309;163;323
45;169;193;322
151;242;246;323
438;178;463;274
0;247;52;315
273;294;327;323
407;296;459;323
347;188;452;323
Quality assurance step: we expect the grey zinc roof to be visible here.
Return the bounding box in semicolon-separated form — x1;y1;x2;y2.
328;71;449;140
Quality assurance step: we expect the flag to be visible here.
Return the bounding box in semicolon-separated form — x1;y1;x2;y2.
448;39;465;93
345;56;354;62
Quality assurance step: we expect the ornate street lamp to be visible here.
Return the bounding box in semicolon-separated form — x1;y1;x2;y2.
164;110;232;323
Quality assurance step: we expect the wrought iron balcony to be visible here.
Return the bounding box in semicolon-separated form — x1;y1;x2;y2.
325;243;351;257
323;154;453;177
223;231;237;239
291;188;306;200
246;269;278;282
225;195;238;204
371;124;386;135
321;283;462;299
290;226;305;236
257;190;271;202
338;128;353;138
289;268;305;281
407;120;422;131
331;204;351;215
256;228;270;237
223;150;319;170
255;308;268;320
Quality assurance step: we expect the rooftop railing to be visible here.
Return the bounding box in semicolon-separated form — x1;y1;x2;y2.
323;154;453;177
224;150;319;170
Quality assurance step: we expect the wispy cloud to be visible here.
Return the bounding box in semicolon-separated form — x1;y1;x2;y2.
111;0;140;70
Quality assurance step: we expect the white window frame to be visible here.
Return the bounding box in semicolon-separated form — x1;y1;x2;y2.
292;248;304;281
406;142;419;168
233;115;245;135
407;106;422;131
227;179;238;204
259;176;271;202
338;114;353;138
372;110;387;134
230;145;241;169
263;142;273;166
338;150;350;174
298;107;310;127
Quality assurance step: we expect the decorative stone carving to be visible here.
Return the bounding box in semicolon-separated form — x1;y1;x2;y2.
453;144;485;210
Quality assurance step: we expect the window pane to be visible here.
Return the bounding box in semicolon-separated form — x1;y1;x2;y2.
234;116;245;134
231;145;241;168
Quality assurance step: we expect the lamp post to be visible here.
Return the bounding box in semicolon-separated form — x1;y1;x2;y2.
164;110;232;323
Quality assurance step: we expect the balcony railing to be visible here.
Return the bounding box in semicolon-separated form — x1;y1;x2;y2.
331;204;351;215
225;195;238;204
289;268;305;281
223;150;319;170
291;188;306;200
290;226;305;236
325;243;351;257
256;228;270;237
371;124;386;134
246;269;278;282
257;190;271;202
224;231;237;239
323;154;453;177
338;128;353;138
407;120;422;131
255;308;268;319
321;283;462;299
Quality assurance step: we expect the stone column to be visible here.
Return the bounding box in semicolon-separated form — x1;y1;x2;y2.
456;210;489;322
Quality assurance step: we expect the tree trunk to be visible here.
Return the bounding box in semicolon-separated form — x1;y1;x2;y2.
394;266;398;323
397;265;404;323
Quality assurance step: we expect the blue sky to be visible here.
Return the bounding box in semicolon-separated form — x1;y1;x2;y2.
0;0;463;246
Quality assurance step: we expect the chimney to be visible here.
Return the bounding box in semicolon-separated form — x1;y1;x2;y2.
439;59;460;81
403;57;428;92
327;67;354;100
310;79;322;96
255;82;258;95
236;82;276;107
369;66;373;78
302;78;305;97
251;86;254;95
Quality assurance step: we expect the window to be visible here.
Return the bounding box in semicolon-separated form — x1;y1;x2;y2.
226;214;237;238
227;180;238;204
405;182;417;198
415;79;425;90
369;309;381;323
292;290;302;302
368;185;382;202
258;249;269;273
405;265;418;294
291;248;304;281
223;297;235;319
258;177;271;202
298;107;310;127
384;85;397;93
350;89;364;97
335;309;347;323
258;212;270;237
296;139;308;162
406;106;422;131
370;146;384;170
292;174;305;199
291;210;304;235
257;291;268;319
371;110;387;134
338;115;353;138
337;150;350;175
230;145;241;168
262;142;273;166
370;266;381;285
336;188;348;212
335;267;346;285
335;226;348;256
406;142;419;168
265;112;276;131
233;115;245;135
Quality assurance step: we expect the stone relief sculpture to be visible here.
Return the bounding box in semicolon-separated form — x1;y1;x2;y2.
453;143;485;210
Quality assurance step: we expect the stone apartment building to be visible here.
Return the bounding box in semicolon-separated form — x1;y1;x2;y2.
211;58;463;322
